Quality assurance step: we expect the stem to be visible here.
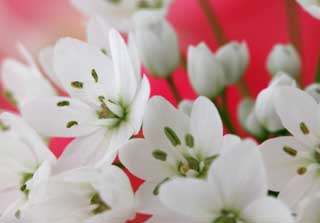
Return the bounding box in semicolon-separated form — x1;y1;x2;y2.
315;52;320;83
180;52;187;70
237;79;251;97
166;76;182;103
197;0;227;45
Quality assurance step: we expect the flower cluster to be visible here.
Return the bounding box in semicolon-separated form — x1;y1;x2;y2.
0;0;320;222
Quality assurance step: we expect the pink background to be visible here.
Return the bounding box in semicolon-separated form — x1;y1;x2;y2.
0;0;320;222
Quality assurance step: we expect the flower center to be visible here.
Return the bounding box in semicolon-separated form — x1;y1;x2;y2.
90;193;111;215
213;210;238;223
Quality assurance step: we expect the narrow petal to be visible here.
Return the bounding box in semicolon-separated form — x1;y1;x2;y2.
241;197;294;223
86;16;111;53
190;96;223;157
298;195;320;223
22;96;98;137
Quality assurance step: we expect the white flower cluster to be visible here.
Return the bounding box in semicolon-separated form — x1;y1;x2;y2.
0;0;319;222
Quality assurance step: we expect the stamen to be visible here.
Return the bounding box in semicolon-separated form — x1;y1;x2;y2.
98;96;105;103
297;166;307;175
56;101;70;107
283;146;297;157
153;177;170;196
70;81;83;89
0;120;10;131
90;193;111;214
185;133;194;148
66;121;78;128
164;126;181;147
91;69;99;83
152;149;167;161
299;122;310;135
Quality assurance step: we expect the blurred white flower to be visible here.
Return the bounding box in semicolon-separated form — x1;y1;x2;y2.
266;44;301;78
216;41;249;84
0;112;55;220
22;30;150;171
255;72;297;132
70;0;172;32
1;44;56;108
305;83;320;103
21;166;135;223
133;11;180;78
159;143;294;223
297;195;320;222
296;0;320;19
119;96;256;220
188;43;226;98
178;99;194;116
260;87;320;211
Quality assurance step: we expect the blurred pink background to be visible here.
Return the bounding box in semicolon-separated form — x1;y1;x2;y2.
0;1;320;222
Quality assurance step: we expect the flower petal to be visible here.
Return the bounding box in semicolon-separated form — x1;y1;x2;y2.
22;96;98;137
298;195;320;223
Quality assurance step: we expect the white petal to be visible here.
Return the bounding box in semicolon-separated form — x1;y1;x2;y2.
22;96;98;137
190;96;223;157
274;87;320;146
298;195;320;223
128;33;141;81
86;16;111;53
241;197;294;223
119;139;174;181
259;136;310;191
159;178;218;220
109;29;137;104
54;129;110;173
208;143;267;210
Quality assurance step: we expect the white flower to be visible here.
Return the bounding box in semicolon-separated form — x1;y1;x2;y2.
21;166;135;223
297;0;320;19
133;10;180;78
0;112;55;220
297;195;320;222
159;143;294;223
1;44;56;108
178;99;194;116
119;96;256;220
188;43;226;98
260;86;320;211
22;30;150;171
70;0;172;32
216;41;249;84
305;83;320;103
238;98;266;138
255;72;297;132
266;44;301;78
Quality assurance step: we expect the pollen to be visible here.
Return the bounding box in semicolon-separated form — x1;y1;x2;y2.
297;166;307;175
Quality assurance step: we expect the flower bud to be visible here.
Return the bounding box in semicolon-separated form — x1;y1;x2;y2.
255;72;297;132
266;44;301;78
133;11;180;78
238;98;265;137
305;83;320;103
188;43;226;98
216;41;249;84
296;0;320;20
178;100;194;116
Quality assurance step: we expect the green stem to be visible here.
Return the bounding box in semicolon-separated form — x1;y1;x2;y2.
315;52;320;83
166;76;182;103
237;80;251;97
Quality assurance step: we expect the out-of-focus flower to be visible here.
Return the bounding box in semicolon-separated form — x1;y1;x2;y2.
255;72;297;132
70;0;172;32
238;98;266;138
266;44;301;79
159;143;294;223
133;11;180;78
178;99;193;116
296;0;320;19
21;166;135;223
216;41;249;84
305;83;320;103
297;195;320;222
0;112;55;220
119;96;256;220
1;44;56;108
188;43;226;98
22;30;150;171
260;87;320;211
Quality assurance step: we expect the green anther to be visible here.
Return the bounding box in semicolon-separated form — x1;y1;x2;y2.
56;101;70;107
315;150;320;163
90;193;111;215
152;149;167;161
185;134;194;148
153;177;170;195
299;122;310;135
101;48;107;55
0;120;10;131
4;90;17;106
20;172;34;197
66;121;78;128
297;166;307;175
164;126;181;147
98;96;105;103
91;69;99;83
15;210;21;219
283;146;297;157
138;0;163;9
107;0;121;4
71;81;83;89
